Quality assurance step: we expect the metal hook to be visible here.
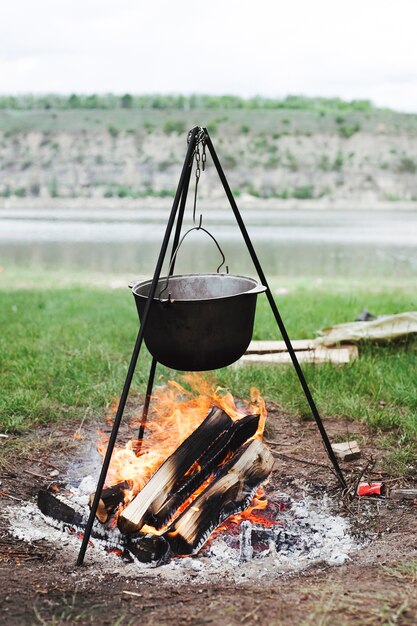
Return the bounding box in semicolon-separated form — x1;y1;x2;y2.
158;225;228;301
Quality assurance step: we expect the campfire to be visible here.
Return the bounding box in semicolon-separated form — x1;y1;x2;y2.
38;375;279;565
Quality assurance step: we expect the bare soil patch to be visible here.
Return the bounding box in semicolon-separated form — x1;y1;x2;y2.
1;407;417;625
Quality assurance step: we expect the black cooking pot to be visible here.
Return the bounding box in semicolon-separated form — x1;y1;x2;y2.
131;273;266;371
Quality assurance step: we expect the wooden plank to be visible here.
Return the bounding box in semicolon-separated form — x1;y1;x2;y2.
331;440;361;461
238;345;358;367
246;339;316;354
390;488;417;501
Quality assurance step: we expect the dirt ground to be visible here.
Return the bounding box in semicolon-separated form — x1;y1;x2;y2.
1;407;417;626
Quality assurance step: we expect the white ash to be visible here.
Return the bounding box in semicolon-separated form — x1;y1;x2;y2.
5;481;362;582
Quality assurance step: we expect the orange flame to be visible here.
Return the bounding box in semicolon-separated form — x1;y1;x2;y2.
98;374;268;531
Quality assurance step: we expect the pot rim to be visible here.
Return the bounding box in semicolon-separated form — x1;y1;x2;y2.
131;273;267;302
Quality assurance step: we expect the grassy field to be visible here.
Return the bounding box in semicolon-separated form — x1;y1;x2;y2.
1;277;415;472
2;106;417;136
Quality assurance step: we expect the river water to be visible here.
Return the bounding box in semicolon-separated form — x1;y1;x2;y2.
1;207;416;279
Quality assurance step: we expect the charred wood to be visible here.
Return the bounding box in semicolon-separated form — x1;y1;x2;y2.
37;489;171;564
118;407;233;534
153;412;260;528
89;480;131;523
38;489;84;527
165;439;274;556
125;533;171;565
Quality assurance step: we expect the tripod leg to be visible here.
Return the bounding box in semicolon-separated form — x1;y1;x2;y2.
76;128;201;566
135;152;193;452
135;356;157;456
204;132;346;490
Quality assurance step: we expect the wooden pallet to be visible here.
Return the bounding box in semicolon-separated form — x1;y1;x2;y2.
238;340;358;367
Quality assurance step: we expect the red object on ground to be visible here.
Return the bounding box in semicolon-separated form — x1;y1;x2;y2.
357;482;384;496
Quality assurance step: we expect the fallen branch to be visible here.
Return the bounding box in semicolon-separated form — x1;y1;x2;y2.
271;452;331;471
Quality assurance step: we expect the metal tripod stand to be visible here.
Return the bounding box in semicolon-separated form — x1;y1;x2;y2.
77;126;345;566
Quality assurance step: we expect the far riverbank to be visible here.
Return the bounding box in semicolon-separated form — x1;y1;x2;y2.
2;197;417;212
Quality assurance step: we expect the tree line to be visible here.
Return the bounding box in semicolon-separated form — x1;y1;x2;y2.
0;93;376;112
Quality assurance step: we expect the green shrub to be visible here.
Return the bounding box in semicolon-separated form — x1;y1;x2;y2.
293;185;314;199
120;94;133;109
397;156;417;174
254;136;268;151
29;182;40;196
107;124;119;138
318;155;330;171
242;182;261;197
157;160;173;172
240;124;250;134
14;187;27;197
338;122;361;138
317;186;331;198
266;156;280;169
163;119;186;135
276;188;289;199
116;185;137;198
286;150;298;172
48;177;58;198
206;121;218;136
222;154;237;169
333;151;344;171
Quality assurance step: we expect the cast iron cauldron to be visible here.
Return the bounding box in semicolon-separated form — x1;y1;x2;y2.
131;273;266;371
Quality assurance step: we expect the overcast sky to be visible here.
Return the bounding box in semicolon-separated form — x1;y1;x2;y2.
1;0;417;112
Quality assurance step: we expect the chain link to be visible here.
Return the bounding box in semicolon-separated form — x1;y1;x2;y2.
188;128;207;225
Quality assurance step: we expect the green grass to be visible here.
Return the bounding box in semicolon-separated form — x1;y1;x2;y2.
0;287;146;431
0;280;415;455
220;287;417;444
2;106;417;137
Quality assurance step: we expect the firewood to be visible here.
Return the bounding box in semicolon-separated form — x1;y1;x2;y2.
152;412;260;528
38;489;170;564
390;488;417;501
38;489;84;526
89;480;131;523
239;345;358;366
331;441;361;461
124;533;171;565
118;407;233;534
165;439;274;556
246;339;316;353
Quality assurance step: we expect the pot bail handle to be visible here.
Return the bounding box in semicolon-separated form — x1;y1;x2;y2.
159;220;229;302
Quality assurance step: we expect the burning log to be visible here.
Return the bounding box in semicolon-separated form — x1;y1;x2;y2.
89;480;131;523
166;439;274;556
118;407;233;534
38;488;171;564
125;533;171;565
153;412;260;528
